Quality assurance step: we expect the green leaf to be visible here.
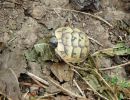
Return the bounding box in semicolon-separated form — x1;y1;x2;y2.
119;80;130;88
114;42;130;55
92;42;130;57
24;49;37;61
34;43;56;61
111;77;118;85
119;93;124;100
114;42;125;48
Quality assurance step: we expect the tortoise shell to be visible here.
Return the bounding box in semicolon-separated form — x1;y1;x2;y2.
54;27;89;63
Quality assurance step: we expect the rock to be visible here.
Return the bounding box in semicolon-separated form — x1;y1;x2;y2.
27;2;46;19
0;49;27;76
70;0;101;12
46;80;61;93
50;63;74;82
0;69;22;100
28;62;44;78
30;5;45;19
16;17;42;48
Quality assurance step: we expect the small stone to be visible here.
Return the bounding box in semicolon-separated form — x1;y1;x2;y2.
71;0;101;12
30;5;45;19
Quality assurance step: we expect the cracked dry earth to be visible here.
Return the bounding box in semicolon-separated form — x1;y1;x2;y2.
0;0;130;100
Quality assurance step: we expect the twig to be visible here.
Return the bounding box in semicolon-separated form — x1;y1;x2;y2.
9;68;19;84
20;82;33;86
37;92;60;100
73;66;90;71
72;69;109;100
26;72;49;86
31;77;48;88
22;90;29;99
65;61;114;100
94;70;113;92
93;69;118;100
88;36;103;47
48;77;86;99
7;35;18;45
99;61;130;71
73;79;86;97
74;65;116;99
54;8;63;19
93;70;113;91
45;7;113;28
73;69;109;100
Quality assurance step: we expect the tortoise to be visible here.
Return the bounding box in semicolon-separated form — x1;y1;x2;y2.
50;27;89;63
70;0;101;12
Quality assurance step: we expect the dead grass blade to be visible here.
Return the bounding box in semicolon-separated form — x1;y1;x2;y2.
99;61;130;71
48;77;86;99
26;72;49;86
44;7;113;28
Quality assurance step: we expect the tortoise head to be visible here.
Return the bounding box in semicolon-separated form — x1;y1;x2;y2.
49;36;58;48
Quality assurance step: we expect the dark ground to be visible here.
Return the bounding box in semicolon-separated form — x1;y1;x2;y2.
0;0;130;100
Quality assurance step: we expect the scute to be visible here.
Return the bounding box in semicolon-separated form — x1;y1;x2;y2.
71;31;79;47
79;32;86;47
80;47;88;58
62;33;72;46
55;27;89;63
64;46;73;57
72;47;81;58
56;42;64;52
55;28;62;39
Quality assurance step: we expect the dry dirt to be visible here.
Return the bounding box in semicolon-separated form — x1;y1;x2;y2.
0;0;130;100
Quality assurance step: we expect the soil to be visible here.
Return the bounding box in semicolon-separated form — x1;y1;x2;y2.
0;0;130;100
